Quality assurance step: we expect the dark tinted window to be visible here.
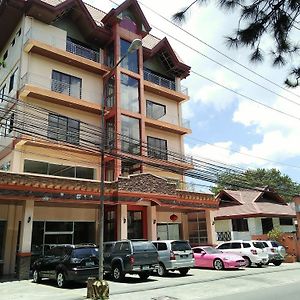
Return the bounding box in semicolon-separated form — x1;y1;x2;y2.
157;243;167;251
230;242;241;249
263;242;268;247
218;243;230;249
242;243;251;248
133;241;156;251
71;247;98;259
171;241;191;251
114;242;130;252
104;243;114;252
253;242;265;249
147;136;168;160
271;241;280;247
279;218;293;226
192;248;203;254
232;218;249;231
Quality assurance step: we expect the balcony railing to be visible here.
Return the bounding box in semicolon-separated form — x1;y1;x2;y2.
20;73;100;103
216;231;232;241
143;69;188;95
146;111;191;129
24;29;103;64
66;39;100;63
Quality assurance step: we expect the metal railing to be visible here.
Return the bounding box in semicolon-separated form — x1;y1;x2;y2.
143;69;188;95
66;39;100;63
216;231;232;241
20;73;100;103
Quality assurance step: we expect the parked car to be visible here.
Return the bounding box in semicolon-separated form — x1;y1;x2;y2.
103;240;159;281
192;246;246;270
260;240;286;266
152;240;194;276
216;240;269;267
32;244;99;288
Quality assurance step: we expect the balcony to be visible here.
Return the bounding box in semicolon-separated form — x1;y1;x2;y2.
19;73;102;113
143;69;189;102
216;231;251;241
145;113;191;135
24;29;109;75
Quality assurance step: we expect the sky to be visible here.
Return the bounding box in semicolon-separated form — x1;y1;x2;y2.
85;0;300;189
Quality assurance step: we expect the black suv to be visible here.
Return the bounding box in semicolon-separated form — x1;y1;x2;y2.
32;244;99;287
103;240;159;281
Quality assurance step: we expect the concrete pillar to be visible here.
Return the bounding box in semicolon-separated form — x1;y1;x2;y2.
293;196;300;261
147;206;157;241
117;204;127;240
206;210;217;245
181;213;189;240
17;200;34;280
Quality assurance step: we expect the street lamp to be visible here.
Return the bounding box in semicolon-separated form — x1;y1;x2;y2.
94;38;142;299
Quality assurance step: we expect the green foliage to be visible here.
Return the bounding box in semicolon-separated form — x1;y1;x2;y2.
173;0;300;87
267;226;283;242
211;168;300;202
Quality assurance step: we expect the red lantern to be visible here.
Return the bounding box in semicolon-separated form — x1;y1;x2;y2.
170;214;178;222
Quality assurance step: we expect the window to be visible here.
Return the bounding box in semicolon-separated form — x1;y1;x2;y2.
156;243;168;251
146;100;166;120
11;38;15;47
0;221;6;260
217;243;230;250
261;218;273;234
127;211;143;240
105;76;115;108
9;71;15;93
23;159;95;179
121;115;140;154
0;85;6;102
243;242;251;248
2;113;15;136
232;218;249;232
147;136;168;160
157;223;180;240
120;74;139;113
48;113;80;145
51;70;82;99
3;50;8;61
17;28;21;36
279;217;293;226
120;39;138;73
230;242;241;249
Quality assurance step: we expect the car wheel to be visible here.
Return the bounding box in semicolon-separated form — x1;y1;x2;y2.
32;269;41;283
157;263;167;277
139;271;150;280
56;272;66;288
112;264;125;282
273;261;282;266
179;268;189;276
243;257;251;267
213;259;224;270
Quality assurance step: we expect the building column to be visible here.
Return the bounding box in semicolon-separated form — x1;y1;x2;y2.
294;196;300;261
17;200;34;280
147;206;157;241
117;204;127;240
181;213;189;240
206;210;217;245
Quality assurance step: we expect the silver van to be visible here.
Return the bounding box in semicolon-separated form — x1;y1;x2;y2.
152;240;194;276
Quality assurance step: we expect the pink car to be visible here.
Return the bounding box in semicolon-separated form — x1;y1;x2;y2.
192;246;246;270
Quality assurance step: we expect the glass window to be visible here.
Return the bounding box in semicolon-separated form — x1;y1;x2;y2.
147;136;168;160
9;72;14;93
74;222;95;244
120;74;139;113
71;247;98;259
217;243;230;250
121;115;140;154
76;167;94;179
157;243;168;251
3;50;8;61
243;242;251;248
133;241;156;252
104;210;116;242
171;241;191;251
24;160;48;174
44;234;72;245
279;217;293;226
48;113;80;145
51;70;82;99
46;222;73;232
146;100;166;119
105;76;115;108
106;118;115;149
230;242;241;249
127;211;143;240
49;164;75;177
106;42;114;68
120;39;138;73
253;242;265;249
232;218;249;232
0;85;6;102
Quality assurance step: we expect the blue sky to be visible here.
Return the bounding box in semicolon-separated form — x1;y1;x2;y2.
86;0;300;187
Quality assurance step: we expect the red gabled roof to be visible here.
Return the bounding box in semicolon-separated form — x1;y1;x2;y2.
215;188;296;219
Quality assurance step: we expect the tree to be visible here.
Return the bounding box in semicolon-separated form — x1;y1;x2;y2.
173;0;300;87
211;168;300;201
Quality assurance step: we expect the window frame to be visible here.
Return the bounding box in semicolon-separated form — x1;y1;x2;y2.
232;218;249;232
146;100;166;120
147;136;168;160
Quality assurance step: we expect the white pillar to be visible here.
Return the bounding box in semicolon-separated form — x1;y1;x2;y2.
117;204;127;240
147;206;157;240
206;210;217;245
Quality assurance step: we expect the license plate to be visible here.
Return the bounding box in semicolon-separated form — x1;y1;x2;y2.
181;255;188;258
86;261;95;267
142;265;149;270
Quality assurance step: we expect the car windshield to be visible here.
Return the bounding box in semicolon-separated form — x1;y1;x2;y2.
202;247;222;254
71;247;98;259
253;242;265;249
171;241;191;251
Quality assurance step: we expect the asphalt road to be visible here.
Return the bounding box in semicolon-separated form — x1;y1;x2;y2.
1;263;300;300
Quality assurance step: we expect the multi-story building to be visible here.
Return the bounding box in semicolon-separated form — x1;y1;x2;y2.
0;0;219;278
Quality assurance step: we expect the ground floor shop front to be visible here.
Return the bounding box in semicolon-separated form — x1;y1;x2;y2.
0;172;219;278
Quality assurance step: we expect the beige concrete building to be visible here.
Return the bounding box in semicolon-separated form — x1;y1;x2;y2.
0;0;219;278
